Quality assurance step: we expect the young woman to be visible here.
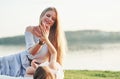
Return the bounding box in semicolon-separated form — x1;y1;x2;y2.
0;7;67;77
25;7;66;66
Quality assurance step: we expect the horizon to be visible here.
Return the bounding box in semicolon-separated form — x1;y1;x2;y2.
0;29;120;38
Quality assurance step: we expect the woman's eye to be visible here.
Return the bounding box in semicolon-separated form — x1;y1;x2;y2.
46;14;50;17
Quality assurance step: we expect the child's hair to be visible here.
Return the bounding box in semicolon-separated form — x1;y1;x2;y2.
33;66;55;79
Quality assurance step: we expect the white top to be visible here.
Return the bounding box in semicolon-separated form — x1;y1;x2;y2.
25;31;48;59
39;61;64;79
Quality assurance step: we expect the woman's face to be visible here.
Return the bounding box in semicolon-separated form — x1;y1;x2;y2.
41;10;57;28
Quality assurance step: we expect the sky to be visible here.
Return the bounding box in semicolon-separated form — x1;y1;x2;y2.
0;0;120;38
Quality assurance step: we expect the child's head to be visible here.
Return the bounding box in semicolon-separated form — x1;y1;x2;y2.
33;66;55;79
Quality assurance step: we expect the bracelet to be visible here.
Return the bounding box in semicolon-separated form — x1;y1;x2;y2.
39;40;45;45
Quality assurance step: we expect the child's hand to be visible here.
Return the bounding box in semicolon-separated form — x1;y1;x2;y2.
31;59;39;69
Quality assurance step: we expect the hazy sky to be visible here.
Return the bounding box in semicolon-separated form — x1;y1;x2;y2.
0;0;120;37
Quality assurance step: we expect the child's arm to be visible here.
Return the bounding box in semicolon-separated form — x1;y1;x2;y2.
40;24;57;69
31;59;39;68
25;59;39;76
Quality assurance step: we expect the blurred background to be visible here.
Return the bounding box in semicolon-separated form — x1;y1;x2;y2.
0;0;120;71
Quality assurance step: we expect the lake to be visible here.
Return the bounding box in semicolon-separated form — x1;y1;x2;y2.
0;44;120;71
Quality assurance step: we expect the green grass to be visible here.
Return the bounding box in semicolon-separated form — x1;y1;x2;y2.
64;70;120;79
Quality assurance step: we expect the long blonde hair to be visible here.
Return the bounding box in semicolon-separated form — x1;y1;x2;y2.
39;7;67;65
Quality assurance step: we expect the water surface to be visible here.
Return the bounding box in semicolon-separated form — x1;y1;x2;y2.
0;44;120;71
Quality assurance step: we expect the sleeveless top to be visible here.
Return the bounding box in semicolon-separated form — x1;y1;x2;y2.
39;61;64;79
25;31;48;60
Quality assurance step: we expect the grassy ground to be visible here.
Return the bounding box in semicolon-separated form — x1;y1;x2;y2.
64;70;120;79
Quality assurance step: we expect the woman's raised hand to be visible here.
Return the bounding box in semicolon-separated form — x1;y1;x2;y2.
39;23;50;42
32;26;42;38
32;23;50;42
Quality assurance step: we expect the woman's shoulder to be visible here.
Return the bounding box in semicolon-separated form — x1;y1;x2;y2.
25;26;33;32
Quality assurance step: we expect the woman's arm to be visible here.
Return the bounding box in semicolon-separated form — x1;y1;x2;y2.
25;26;43;55
28;42;43;55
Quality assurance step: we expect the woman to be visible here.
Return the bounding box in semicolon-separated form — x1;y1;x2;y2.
0;7;67;77
25;6;66;67
25;20;64;79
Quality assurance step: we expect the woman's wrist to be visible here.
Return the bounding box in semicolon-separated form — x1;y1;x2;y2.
38;40;45;45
